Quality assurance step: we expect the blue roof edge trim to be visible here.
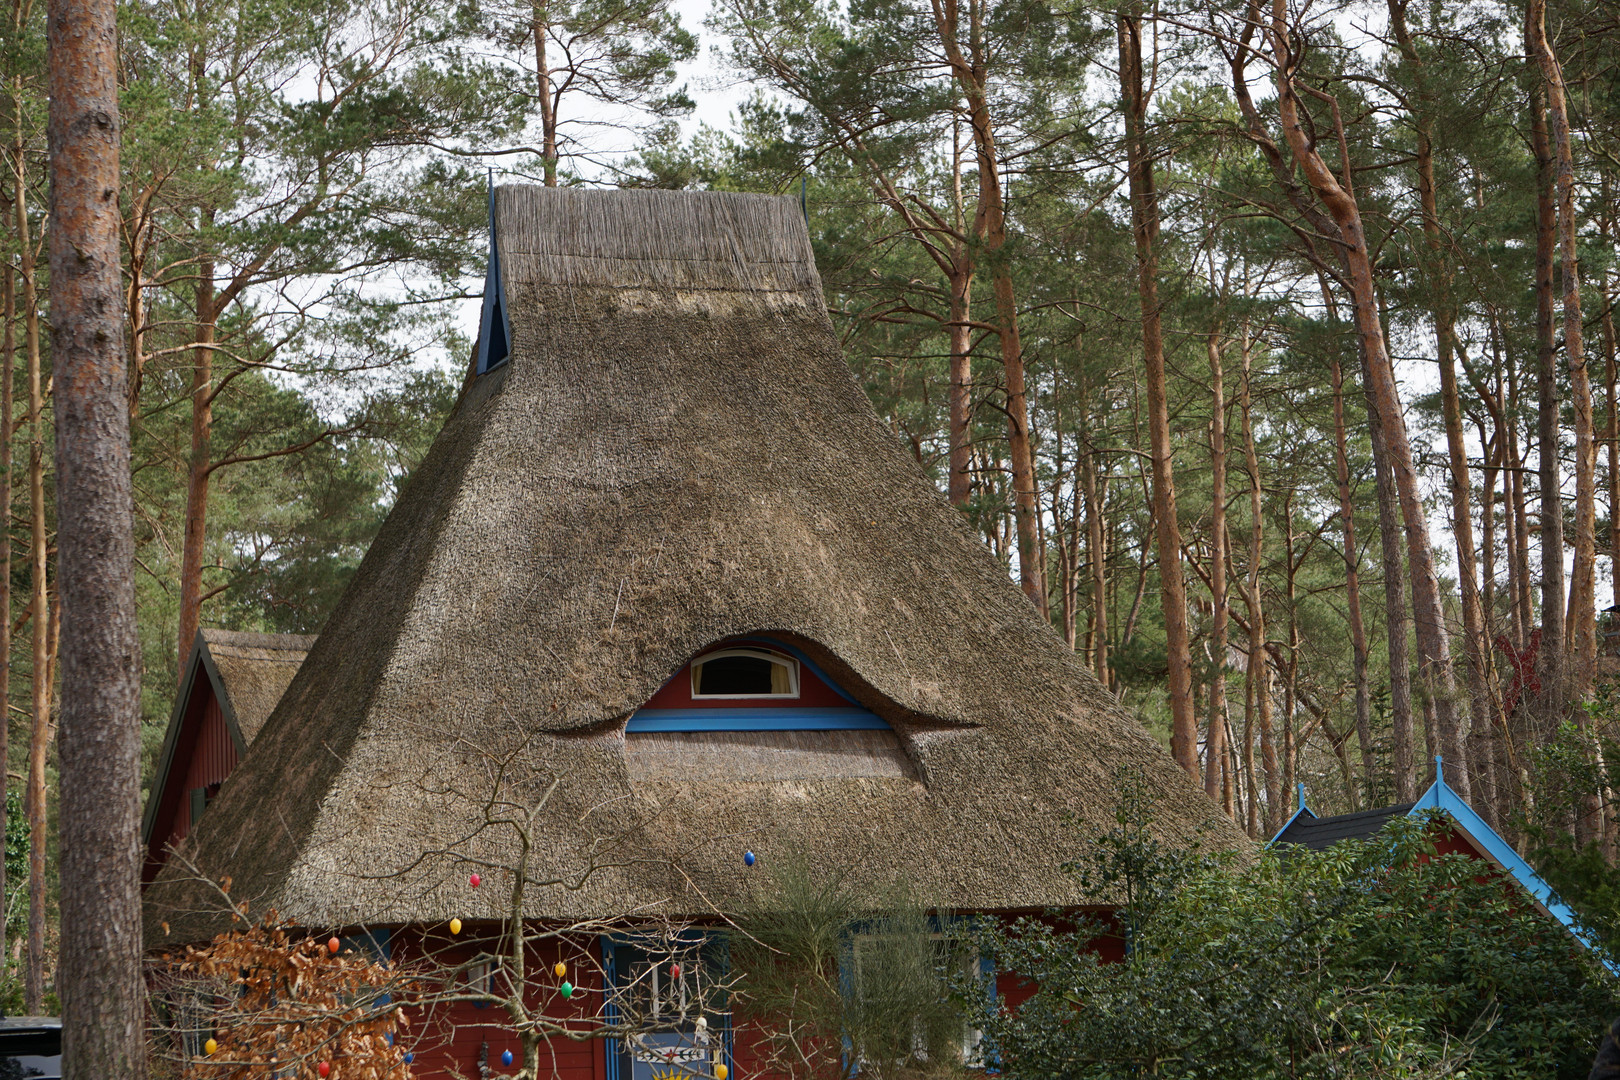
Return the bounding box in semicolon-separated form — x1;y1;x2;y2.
475;177;513;375
627;708;889;733
1411;769;1610;963
1269;785;1316;845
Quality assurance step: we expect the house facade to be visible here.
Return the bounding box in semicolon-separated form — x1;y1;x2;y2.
144;187;1245;1079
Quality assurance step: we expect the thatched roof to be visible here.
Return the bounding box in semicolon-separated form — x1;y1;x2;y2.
145;188;1247;942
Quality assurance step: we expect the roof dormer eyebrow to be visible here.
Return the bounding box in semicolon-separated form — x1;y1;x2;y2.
475;180;512;376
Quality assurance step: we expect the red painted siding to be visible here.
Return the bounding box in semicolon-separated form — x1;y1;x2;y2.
144;673;238;883
389;925;604;1080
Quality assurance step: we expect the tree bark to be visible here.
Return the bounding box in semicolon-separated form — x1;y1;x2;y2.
1085;447;1110;688
17;132;46;1012
535;1;558;185
1527;31;1566;731
176;248;213;674
1119;2;1195;779
47;0;147;1065
1329;347;1372;806
1206;326;1230;809
929;0;1043;611
1389;0;1488;805
0;258;12;961
1239;327;1279;833
1528;0;1597;704
1264;0;1463;796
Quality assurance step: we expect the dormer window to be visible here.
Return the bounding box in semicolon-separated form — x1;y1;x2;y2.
690;647;799;699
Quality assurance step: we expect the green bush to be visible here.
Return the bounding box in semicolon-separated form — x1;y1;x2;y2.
977;777;1619;1079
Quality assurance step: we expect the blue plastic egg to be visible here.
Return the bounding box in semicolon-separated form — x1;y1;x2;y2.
404;1052;414;1064
503;1050;514;1066
744;851;756;867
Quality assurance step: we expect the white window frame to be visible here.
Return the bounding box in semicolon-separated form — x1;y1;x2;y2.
848;931;987;1067
689;648;800;700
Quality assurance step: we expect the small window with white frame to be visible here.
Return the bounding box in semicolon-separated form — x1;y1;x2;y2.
690;647;799;699
849;931;987;1068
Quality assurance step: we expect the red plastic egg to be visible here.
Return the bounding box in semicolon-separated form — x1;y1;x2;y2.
470;873;481;888
327;937;340;954
318;1063;331;1078
669;963;680;978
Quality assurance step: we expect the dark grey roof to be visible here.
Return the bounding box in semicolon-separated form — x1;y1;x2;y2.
1273;804;1416;850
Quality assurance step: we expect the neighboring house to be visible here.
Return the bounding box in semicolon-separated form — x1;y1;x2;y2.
1270;759;1595;954
142;629;315;885
144;187;1247;1080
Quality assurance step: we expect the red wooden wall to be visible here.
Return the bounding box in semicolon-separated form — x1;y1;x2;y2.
386;911;1123;1080
144;673;239;883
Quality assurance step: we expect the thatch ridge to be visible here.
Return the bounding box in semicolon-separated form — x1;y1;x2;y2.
145;186;1248;943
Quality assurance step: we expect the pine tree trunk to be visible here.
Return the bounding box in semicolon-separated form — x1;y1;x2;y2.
176;255;214;673
0;261;13;959
17;142;46;1012
1085;448;1110;688
47;0;146;1064
1330;350;1373;806
1239;329;1279;833
1528;47;1566;733
1266;0;1463;796
1529;2;1597;706
1206;327;1230;809
1364;338;1416;801
535;1;558;186
1120;2;1195;780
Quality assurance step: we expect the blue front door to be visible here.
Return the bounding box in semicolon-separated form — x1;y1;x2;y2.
609;941;727;1080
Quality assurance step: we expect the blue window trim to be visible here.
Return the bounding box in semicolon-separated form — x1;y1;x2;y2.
475;177;512;375
627;708;889;733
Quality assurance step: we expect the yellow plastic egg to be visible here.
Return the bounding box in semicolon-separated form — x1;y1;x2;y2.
204;1038;218;1056
716;1064;729;1079
554;961;567;978
449;917;462;935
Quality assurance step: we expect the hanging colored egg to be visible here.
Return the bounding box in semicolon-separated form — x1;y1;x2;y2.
560;981;574;999
449;918;462;935
502;1050;514;1066
470;873;481;888
328;937;340;954
404;1053;414;1064
553;961;567;978
716;1065;729;1080
669;963;680;978
204;1038;218;1056
318;1063;331;1078
743;851;755;867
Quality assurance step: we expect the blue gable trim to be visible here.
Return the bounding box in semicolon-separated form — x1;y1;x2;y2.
1271;781;1315;842
626;707;888;733
1413;759;1604;960
1269;759;1608;962
475;178;512;375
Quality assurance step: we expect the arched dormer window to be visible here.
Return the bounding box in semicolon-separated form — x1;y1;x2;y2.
690;647;798;699
629;636;890;732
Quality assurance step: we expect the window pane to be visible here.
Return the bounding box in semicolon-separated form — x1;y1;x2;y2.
695;656;775;696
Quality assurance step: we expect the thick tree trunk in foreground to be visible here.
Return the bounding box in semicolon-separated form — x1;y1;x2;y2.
47;0;147;1068
1120;3;1195;780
